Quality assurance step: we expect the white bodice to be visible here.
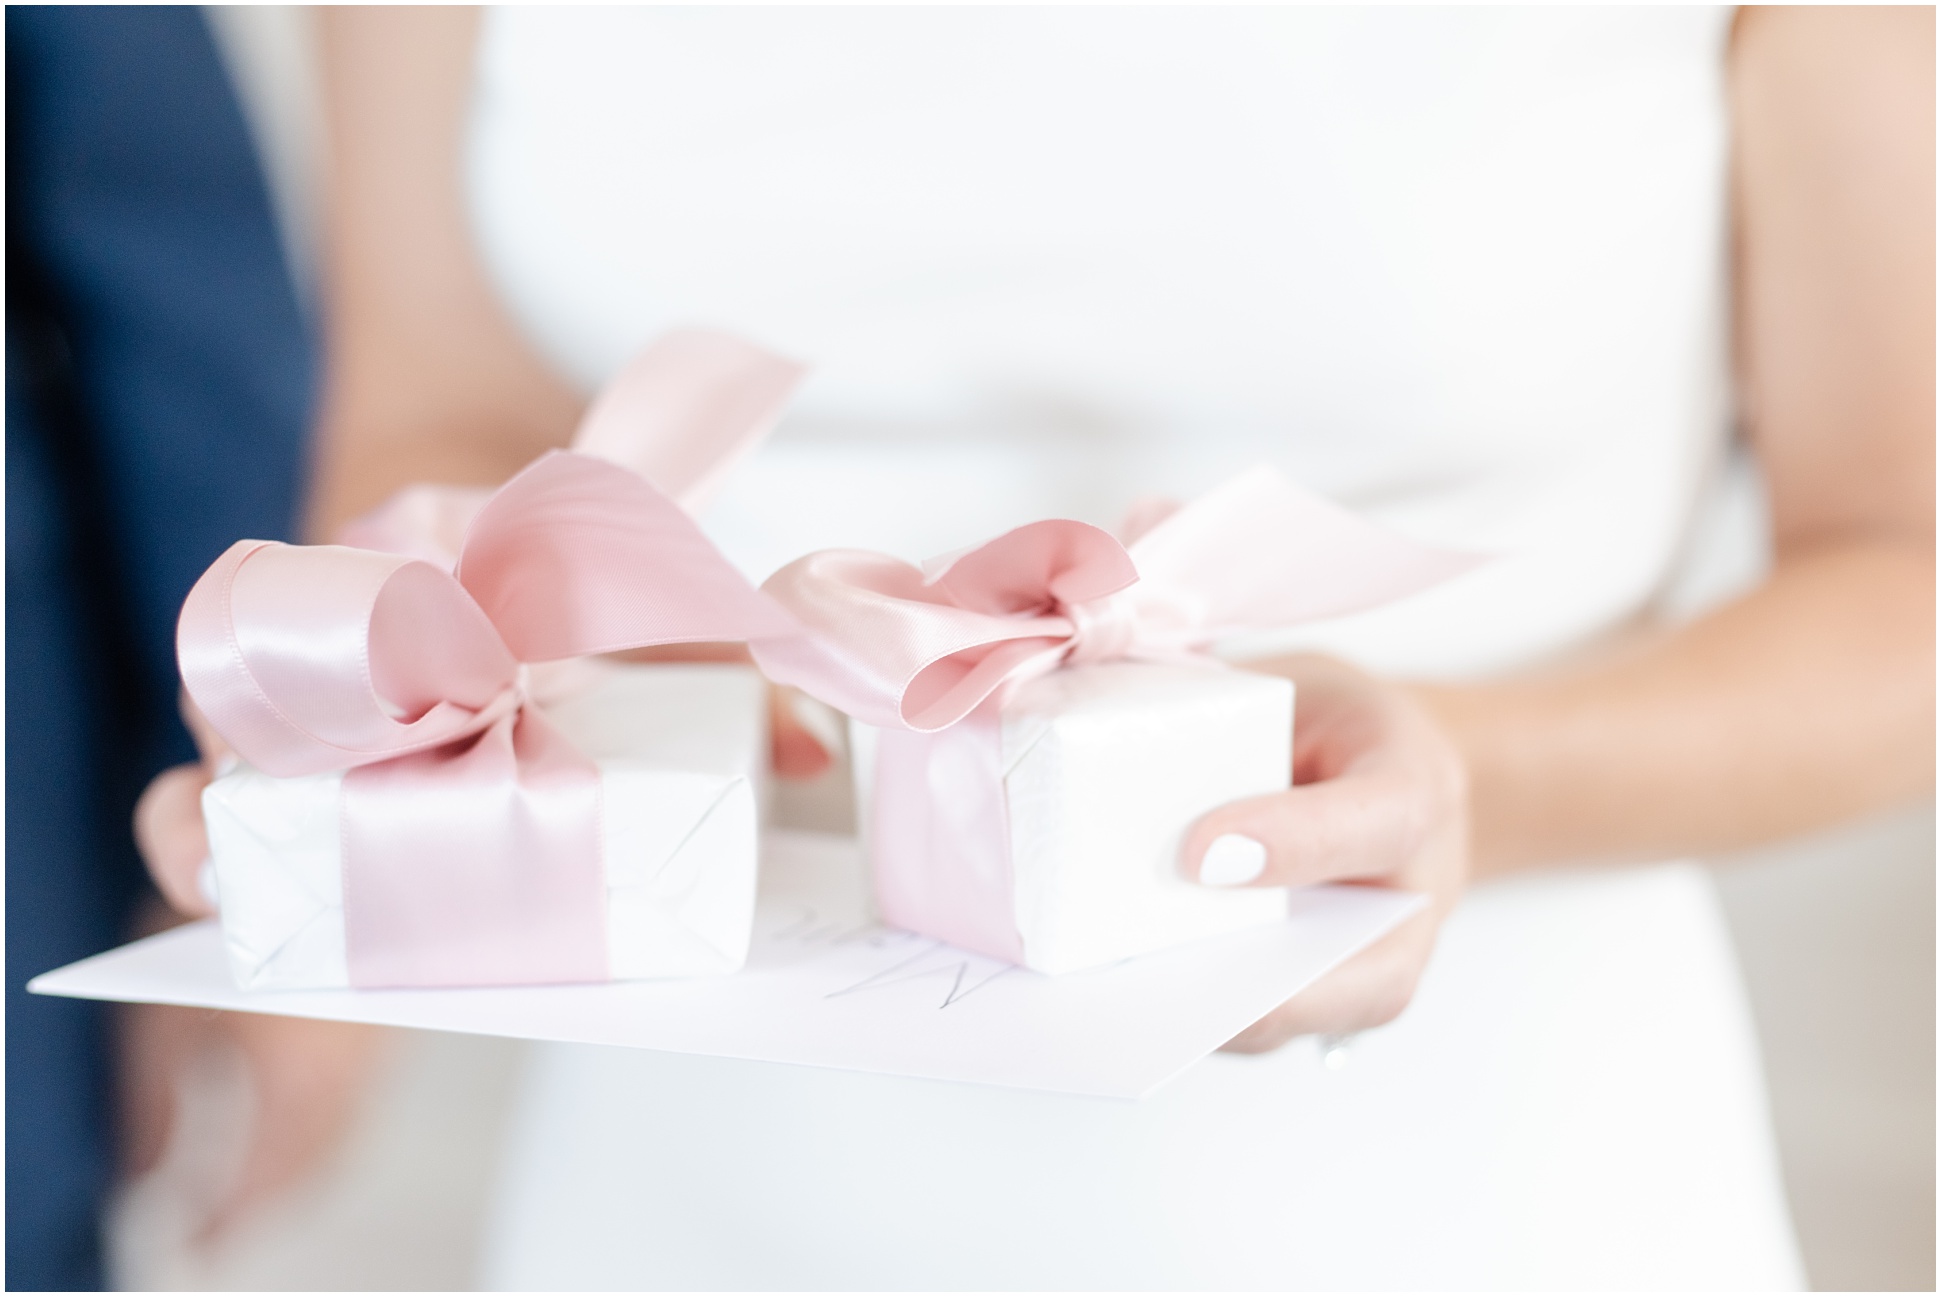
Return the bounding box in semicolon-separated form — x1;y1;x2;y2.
468;6;1734;678
461;15;1802;1290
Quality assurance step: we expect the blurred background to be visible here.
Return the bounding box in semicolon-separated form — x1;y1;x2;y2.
10;8;1933;1291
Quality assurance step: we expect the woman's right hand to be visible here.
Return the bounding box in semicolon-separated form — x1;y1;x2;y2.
1182;655;1471;1051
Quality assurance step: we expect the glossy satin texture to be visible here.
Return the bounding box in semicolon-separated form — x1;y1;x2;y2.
752;466;1479;962
178;331;804;988
339;327;804;567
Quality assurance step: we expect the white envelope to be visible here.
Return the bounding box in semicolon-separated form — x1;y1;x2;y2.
856;661;1295;975
204;663;768;990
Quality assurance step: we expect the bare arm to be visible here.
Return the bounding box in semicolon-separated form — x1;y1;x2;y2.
275;8;1925;1060
1418;6;1935;876
307;6;578;540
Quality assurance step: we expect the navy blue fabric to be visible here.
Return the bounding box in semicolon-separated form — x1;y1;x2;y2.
7;8;314;1288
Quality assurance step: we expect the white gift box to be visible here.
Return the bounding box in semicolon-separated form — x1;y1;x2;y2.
203;663;767;991
856;661;1294;975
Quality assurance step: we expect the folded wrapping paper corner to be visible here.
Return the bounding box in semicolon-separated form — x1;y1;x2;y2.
180;450;804;990
204;662;767;991
752;465;1485;969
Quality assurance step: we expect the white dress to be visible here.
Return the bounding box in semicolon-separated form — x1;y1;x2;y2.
464;8;1804;1288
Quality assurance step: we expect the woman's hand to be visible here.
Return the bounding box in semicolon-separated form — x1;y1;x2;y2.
125;701;390;1245
132;763;220;920
1181;654;1469;1052
123;653;833;1243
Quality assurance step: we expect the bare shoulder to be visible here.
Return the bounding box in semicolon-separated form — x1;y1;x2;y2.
311;6;581;535
1729;5;1934;552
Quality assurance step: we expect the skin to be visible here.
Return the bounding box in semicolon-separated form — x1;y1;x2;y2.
128;4;1932;1235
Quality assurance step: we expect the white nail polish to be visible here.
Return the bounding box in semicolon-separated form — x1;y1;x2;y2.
1198;834;1268;887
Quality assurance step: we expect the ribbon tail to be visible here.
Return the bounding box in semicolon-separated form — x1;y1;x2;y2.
1127;464;1487;634
571;327;805;515
457;451;801;662
179;540;520;777
341;706;608;988
871;704;1025;964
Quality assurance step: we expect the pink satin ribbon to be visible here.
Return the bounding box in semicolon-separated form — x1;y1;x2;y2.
751;465;1482;962
338;327;805;564
181;332;803;989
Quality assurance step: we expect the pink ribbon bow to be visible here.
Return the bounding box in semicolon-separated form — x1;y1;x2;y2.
179;333;803;989
750;466;1480;962
339;327;805;563
753;464;1480;729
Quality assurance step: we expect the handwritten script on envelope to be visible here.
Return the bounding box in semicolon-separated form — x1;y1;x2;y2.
31;832;1420;1099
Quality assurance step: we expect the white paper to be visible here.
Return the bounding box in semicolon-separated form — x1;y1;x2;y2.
854;662;1298;975
1003;661;1296;973
204;663;767;989
31;831;1421;1099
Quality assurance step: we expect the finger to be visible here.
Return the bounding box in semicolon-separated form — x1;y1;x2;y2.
1181;765;1430;890
770;686;836;780
1221;908;1435;1052
117;1001;205;1179
197;1016;390;1246
178;690;235;772
610;641;755;665
135;763;217;918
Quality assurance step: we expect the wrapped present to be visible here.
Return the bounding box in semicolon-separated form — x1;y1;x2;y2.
178;333;805;990
206;661;766;990
755;467;1480;974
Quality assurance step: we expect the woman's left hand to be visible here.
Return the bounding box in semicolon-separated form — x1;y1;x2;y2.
1180;654;1469;1051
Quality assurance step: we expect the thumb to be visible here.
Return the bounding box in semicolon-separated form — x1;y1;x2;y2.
135;763;216;918
179;690;235;773
1180;766;1431;890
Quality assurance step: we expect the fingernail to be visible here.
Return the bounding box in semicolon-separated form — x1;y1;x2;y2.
1197;834;1268;886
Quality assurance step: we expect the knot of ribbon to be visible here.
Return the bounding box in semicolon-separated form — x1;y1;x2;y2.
180;451;799;989
750;464;1483;733
338;326;805;567
1061;591;1142;666
179;328;806;989
181;451;797;780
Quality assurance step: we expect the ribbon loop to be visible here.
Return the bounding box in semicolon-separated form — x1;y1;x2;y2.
180;452;797;776
455;451;800;661
753;464;1485;730
180;330;805;988
925;519;1137;615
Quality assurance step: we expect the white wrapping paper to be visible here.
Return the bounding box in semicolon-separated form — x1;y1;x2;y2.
857;661;1295;974
203;663;767;990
